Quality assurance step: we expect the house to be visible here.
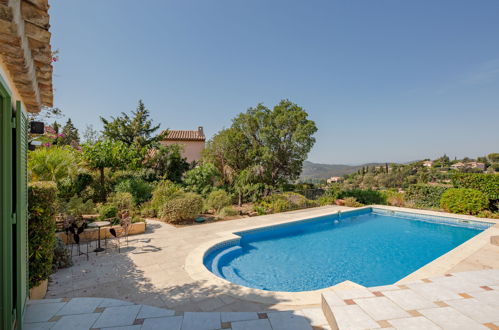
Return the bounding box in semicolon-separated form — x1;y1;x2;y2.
160;126;206;163
327;176;342;183
422;160;433;167
0;0;54;328
468;162;485;170
450;162;465;170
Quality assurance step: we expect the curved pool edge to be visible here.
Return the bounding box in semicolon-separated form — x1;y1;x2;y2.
184;205;499;306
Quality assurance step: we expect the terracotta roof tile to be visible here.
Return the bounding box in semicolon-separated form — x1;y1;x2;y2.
162;129;205;141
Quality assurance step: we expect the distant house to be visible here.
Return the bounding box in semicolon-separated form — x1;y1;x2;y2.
450;162;465;170
327;176;343;183
468;162;485;170
160;127;206;163
422;160;433;167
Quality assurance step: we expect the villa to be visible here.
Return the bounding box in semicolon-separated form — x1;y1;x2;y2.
160;126;206;163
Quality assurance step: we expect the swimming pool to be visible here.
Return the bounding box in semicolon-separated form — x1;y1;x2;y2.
203;208;492;292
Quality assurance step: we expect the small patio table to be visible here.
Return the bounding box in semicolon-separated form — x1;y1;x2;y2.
88;221;111;252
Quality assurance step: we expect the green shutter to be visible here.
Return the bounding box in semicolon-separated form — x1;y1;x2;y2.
15;101;28;329
0;79;13;329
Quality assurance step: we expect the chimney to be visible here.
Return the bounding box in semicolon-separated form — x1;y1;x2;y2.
198;126;204;136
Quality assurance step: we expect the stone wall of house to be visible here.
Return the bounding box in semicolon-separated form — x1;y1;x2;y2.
161;140;205;163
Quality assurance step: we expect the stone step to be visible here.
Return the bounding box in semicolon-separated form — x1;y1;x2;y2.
320;269;499;330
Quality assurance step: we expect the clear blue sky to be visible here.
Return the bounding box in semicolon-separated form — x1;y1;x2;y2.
50;0;499;164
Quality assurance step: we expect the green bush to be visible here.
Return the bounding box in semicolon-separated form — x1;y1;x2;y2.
99;204;118;220
57;172;93;200
451;173;499;200
52;236;72;272
218;206;239;217
317;195;337;206
340;189;386;205
405;184;449;208
183;163;221;196
150;180;184;212
205;190;233;213
343;197;363;207
381;190;405;207
440;188;489;215
255;192;317;214
109;191;135;211
61;195;95;218
28;181;58;288
159;192;204;224
115;178;153;205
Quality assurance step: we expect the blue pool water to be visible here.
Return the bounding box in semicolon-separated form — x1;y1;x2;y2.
204;208;491;292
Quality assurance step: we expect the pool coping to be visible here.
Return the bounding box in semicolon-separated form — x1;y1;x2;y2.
185;205;499;306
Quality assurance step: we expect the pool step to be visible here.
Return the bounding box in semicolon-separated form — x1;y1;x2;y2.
320;269;499;329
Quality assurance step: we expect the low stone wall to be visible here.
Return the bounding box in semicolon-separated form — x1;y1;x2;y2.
56;222;146;244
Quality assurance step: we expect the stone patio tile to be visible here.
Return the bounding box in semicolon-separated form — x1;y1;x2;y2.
368;284;400;292
333;287;375;300
321;291;346;307
137;304;175;318
56;297;103;315
419;306;488;330
181;312;221;330
353;297;409;321
221;312;259;323
406;282;462;301
92;304;141;328
98;298;134;308
141;316;183;330
25;302;66;323
101;326;142;330
445;298;499;323
382;289;437;310
472;290;499;308
51;312;100;330
197;297;227;312
431;276;486;293
23;322;56;330
300;308;328;326
231;318;272;330
329;305;379;330
267;311;312;330
387;316;440;330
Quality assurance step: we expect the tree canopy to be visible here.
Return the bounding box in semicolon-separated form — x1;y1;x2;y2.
100;100;162;148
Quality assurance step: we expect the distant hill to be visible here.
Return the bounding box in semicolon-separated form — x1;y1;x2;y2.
300;161;386;181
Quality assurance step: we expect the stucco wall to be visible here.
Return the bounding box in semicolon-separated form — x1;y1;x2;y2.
0;57;26;110
161;140;205;163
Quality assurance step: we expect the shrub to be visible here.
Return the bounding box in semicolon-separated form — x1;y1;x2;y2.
205;190;232;213
57;172;93;200
150;180;184;212
28;181;58;288
28;146;78;182
340;189;386;205
405;184;449;208
183;163;221;196
343;197;363;207
61;195;95;218
476;210;499;219
381;190;405;207
159;192;204;224
255;192;317;214
52;236;72;272
115;178;153;205
99;204;118;220
451;173;499;201
440;188;489;215
109;192;135;211
218;206;239;218
140;201;157;218
317;195;337;206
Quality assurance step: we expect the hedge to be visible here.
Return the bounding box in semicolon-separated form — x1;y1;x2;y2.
28;181;57;288
159;192;203;224
451;173;499;200
405;184;449;208
440;188;489;215
340;189;386;205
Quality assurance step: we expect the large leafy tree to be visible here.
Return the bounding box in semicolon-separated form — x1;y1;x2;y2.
204;99;317;191
59;118;80;146
143;145;190;183
82;140;139;200
100;100;162;148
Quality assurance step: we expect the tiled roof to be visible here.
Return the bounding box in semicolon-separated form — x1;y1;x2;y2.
162;129;205;141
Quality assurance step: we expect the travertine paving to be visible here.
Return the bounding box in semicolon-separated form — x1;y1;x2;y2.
23;297;327;330
322;269;499;330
